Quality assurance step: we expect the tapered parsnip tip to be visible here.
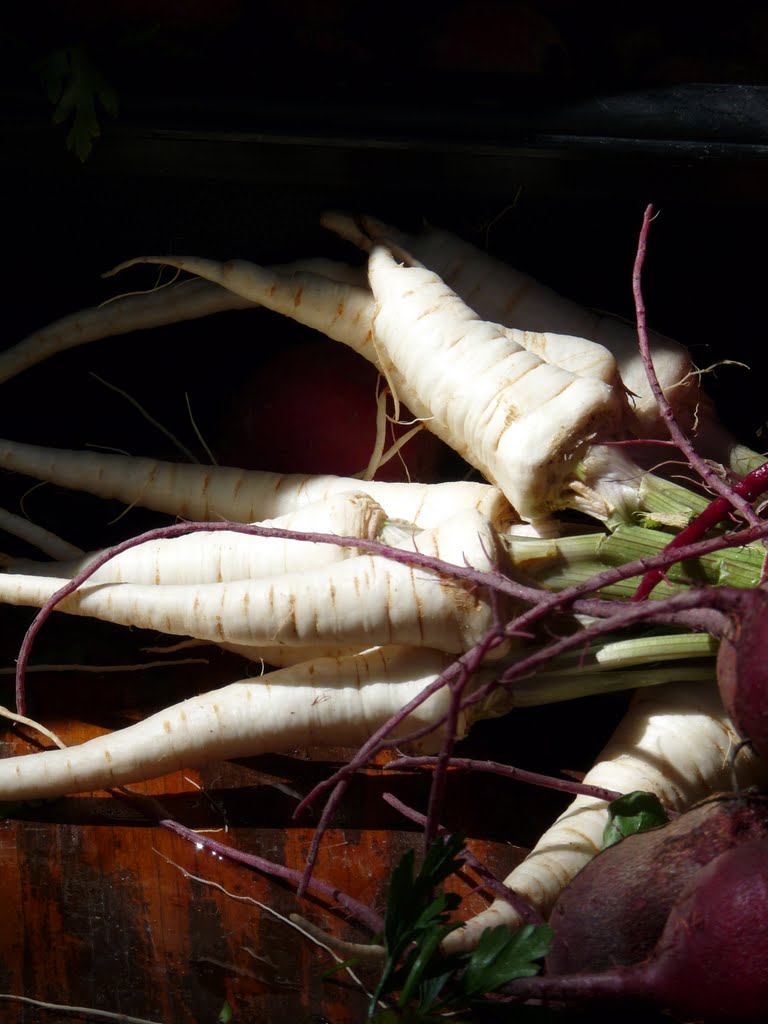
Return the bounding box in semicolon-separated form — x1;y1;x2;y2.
103;255;173;278
320;210;379;251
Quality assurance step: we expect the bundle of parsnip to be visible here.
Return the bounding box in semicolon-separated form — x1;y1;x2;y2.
0;212;765;951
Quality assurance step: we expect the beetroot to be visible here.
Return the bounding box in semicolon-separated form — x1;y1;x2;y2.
716;587;768;763
502;838;768;1022
546;792;768;974
643;839;768;1022
218;338;446;481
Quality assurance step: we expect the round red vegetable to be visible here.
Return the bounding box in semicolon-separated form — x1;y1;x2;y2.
502;801;768;1022
546;792;768;975
218;338;447;482
716;587;768;763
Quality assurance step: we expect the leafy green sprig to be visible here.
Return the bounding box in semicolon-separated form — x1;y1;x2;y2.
36;45;118;162
364;834;552;1021
602;790;669;849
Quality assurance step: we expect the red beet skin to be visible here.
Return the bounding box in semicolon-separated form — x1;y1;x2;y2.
716;587;768;762
546;793;768;975
503;838;768;1023
646;839;768;1022
219;339;446;482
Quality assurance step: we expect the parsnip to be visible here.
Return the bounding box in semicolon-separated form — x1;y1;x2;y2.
108;257;379;362
3;491;388;584
0;257;365;385
0;437;516;531
0;507;83;561
0;509;510;655
442;680;767;953
0;646;482;801
366;245;626;522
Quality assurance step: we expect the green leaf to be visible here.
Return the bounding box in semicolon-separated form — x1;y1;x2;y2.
397;925;451;1008
384;846;416;949
36;45;118;161
383;835;465;952
370;836;468;1016
415;966;456;1012
460;924;554;999
410;891;461;935
217;1000;233;1023
602;790;669;849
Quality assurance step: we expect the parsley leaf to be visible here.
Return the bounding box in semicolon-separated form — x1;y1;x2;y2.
367;835;552;1020
602;790;669;849
37;45;118;162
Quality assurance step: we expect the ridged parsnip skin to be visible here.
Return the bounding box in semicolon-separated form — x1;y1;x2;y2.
0;509;509;655
4;492;388;585
499;326;620;388
108;255;379;362
0;438;515;531
323;211;698;440
0;646;474;800
366;247;625;522
442;681;768;953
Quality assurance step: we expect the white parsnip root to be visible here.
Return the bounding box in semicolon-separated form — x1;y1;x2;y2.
0;256;365;386
0;509;511;656
4;491;388;584
0;646;483;801
0;506;83;561
442;680;767;953
0;437;516;531
367;245;626;522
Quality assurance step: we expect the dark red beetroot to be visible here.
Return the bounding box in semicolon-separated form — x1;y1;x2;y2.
502;839;768;1023
716;587;768;763
546;792;768;975
218;338;447;481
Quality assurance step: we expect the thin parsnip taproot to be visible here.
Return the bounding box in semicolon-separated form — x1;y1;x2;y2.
0;437;516;531
0;257;365;385
108;256;379;363
441;679;766;953
0;646;490;801
3;491;388;584
0;509;511;655
0;279;252;386
0;507;83;561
